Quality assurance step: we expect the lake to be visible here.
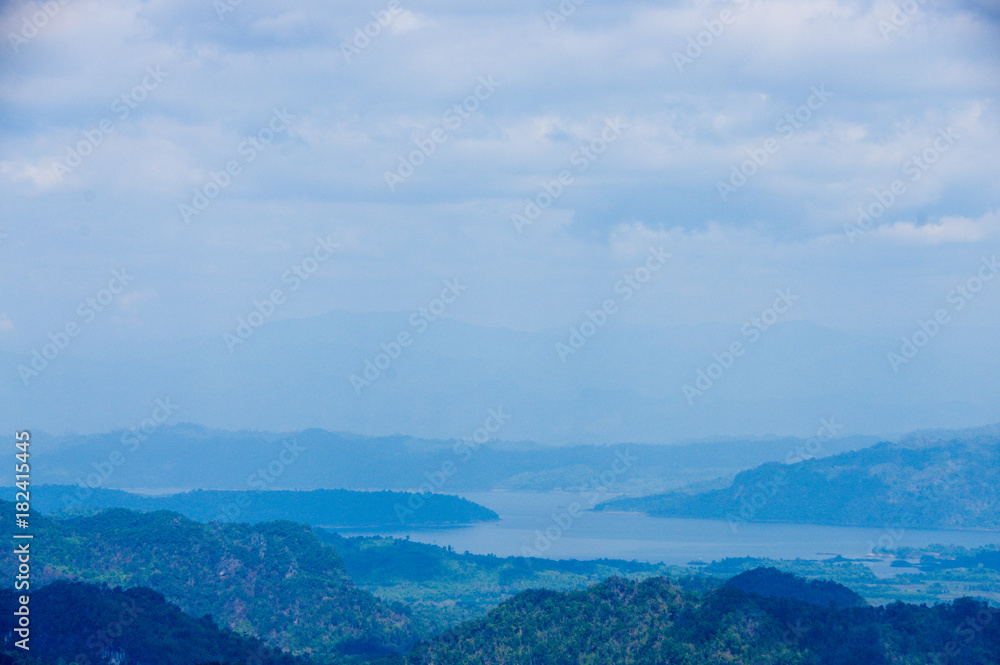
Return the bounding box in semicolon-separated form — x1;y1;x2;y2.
339;490;1000;577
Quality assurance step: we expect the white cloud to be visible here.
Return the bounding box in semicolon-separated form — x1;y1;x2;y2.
877;210;1000;245
0;0;998;345
0;159;63;190
389;10;431;35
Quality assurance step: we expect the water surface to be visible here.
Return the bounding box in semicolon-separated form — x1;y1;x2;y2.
339;490;1000;577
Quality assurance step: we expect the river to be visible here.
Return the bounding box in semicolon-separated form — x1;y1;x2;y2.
338;490;1000;577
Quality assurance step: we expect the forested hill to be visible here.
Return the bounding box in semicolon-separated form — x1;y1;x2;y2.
4;501;1000;665
16;485;498;528
0;581;303;665
0;501;418;662
597;436;1000;530
403;576;1000;665
724;567;866;608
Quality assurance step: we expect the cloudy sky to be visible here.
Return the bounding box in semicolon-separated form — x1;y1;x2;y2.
1;0;999;438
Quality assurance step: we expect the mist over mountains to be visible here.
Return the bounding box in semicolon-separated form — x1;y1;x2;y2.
3;310;998;444
21;423;879;495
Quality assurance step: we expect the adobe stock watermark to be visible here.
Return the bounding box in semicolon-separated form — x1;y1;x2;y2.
778;617;810;652
877;0;928;38
784;416;843;465
7;0;70;53
51;65;167;181
349;278;467;393
187;437;307;554
59;396;181;514
520;449;637;557
246;439;307;491
394;407;510;524
545;0;585;30
673;0;751;73
556;246;670;363
844;127;959;242
341;0;404;63
725;417;843;534
511;117;627;233
224;235;339;352
927;605;1000;665
717;85;833;201
73;598;145;665
18;269;134;386
179;107;294;224
887;255;998;372
682;289;797;404
384;75;501;191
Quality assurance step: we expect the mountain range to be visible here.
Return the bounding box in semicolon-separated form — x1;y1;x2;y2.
5;500;1000;665
598;424;1000;530
0;503;418;662
401;574;1000;664
17;423;878;496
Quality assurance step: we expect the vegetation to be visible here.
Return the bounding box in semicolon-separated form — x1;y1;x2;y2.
873;543;1000;572
323;532;1000;625
699;555;1000;608
399;576;1000;664
598;438;1000;530
8;500;1000;664
0;581;303;665
19;485;498;528
724;567;867;608
0;502;417;663
320;531;705;633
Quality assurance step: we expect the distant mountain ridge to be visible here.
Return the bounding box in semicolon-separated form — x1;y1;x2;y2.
19;423;879;495
598;429;1000;530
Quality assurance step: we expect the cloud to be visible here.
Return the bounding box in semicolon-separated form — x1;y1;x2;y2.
118;290;158;311
389;10;431;35
877;210;1000;245
0;159;63;190
0;0;997;348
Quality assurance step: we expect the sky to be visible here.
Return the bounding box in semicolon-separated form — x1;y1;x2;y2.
1;0;999;440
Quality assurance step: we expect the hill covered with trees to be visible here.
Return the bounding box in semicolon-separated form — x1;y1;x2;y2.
402;576;1000;664
5;501;1000;664
18;485;498;528
0;581;303;665
0;502;416;663
724;567;866;608
321;531;710;632
598;436;1000;530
